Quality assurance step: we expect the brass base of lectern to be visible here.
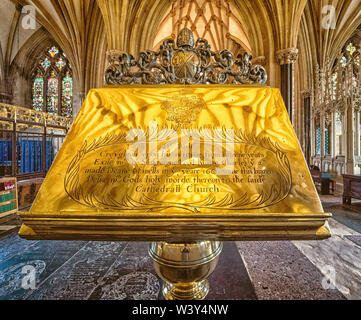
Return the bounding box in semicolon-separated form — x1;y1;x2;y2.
149;241;222;300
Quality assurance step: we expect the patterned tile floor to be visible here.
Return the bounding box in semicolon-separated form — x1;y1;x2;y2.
0;196;360;300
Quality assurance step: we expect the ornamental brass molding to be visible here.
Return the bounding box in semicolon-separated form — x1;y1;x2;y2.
105;28;267;85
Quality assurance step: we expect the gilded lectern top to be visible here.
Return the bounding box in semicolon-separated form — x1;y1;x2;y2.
18;29;331;242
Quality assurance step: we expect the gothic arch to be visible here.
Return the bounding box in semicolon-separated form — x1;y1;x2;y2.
96;0;172;54
8;27;55;107
30;45;73;117
11;0;107;98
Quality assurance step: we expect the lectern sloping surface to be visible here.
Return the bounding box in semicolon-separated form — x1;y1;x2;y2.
19;85;331;241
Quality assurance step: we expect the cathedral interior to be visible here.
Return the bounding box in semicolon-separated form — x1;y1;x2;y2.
0;0;361;301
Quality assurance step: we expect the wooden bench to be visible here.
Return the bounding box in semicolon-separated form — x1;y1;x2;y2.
343;174;361;205
329;171;343;196
310;169;335;195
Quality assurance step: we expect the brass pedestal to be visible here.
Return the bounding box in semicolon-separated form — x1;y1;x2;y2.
149;241;223;300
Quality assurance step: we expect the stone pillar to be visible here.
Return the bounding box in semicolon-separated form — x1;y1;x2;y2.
276;48;299;123
331;111;336;158
320;112;326;171
96;0;128;51
355;109;360;156
302;90;311;165
338;106;345;157
72;80;86;118
346;104;355;174
310;105;315;160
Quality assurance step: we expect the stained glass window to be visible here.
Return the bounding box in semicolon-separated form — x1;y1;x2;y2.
332;73;337;100
41;58;51;71
61;71;73;117
47;71;59;114
56;58;66;71
325;127;329;155
316;127;321;155
355;56;360;66
353;74;358;88
331;40;359;156
32;46;72;117
48;46;59;58
32;74;44;111
340;56;347;67
346;43;356;55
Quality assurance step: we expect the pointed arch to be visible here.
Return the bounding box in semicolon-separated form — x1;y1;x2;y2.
30;45;73;116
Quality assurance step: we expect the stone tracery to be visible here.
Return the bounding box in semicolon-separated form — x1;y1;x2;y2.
312;31;361;175
31;46;73;117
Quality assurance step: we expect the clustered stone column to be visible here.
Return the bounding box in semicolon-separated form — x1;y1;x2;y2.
330;111;336;158
276;48;299;123
355;108;361;156
301;90;312;164
310;39;361;175
346;101;355;173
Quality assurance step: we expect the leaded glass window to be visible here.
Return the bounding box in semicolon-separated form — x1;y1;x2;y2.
355;56;360;66
342;41;360;94
340;56;347;67
346;43;356;55
316;127;321;155
332;73;337;100
31;46;73;117
41;58;51;71
61;71;73;117
47;70;59;114
340;42;359;68
325;127;329;155
32;74;44;111
56;58;66;71
48;46;59;58
353;74;358;87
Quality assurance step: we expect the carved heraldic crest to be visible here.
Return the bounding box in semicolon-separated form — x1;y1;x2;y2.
105;28;267;85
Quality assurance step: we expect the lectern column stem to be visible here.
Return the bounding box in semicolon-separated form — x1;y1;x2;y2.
149;241;223;300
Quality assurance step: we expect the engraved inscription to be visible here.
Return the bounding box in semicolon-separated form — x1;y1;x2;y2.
65;127;292;213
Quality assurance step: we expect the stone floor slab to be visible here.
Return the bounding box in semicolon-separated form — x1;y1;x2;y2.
345;236;361;248
293;219;361;300
237;241;346;300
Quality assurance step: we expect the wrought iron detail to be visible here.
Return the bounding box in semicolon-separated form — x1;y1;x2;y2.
105;28;267;85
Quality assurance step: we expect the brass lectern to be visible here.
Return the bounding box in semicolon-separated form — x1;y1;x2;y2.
19;29;331;300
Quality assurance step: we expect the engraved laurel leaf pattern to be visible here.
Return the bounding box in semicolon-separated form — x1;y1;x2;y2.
64;128;292;213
